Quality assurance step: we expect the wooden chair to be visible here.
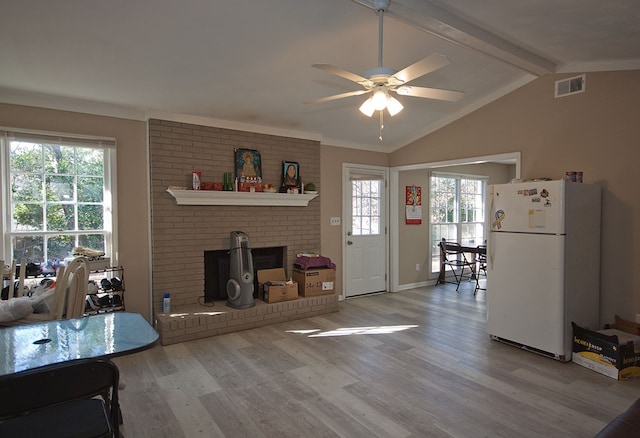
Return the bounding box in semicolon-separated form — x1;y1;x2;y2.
0;358;120;437
438;240;476;291
0;257;89;326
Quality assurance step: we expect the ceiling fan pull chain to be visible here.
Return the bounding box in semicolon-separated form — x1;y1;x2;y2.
379;111;384;141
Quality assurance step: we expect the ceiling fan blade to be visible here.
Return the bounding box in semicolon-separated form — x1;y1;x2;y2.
395;86;464;102
305;89;370;104
393;53;451;84
312;64;369;84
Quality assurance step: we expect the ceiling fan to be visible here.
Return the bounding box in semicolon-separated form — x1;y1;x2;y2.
305;0;463;138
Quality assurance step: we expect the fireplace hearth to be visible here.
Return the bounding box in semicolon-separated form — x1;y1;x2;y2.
204;246;285;302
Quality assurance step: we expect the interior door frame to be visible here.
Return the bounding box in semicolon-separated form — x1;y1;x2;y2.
388;152;521;293
342;163;390;300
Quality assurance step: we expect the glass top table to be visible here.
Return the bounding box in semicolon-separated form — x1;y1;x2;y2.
0;312;159;376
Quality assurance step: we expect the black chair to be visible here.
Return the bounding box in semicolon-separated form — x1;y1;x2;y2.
0;358;120;437
439;240;476;291
475;244;487;294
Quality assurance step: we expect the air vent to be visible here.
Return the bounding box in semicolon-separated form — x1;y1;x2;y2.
555;74;586;98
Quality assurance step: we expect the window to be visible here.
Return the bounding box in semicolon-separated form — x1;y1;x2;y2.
1;129;116;267
351;179;382;236
429;173;486;274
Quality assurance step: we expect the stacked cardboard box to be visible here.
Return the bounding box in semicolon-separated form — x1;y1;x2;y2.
292;268;335;297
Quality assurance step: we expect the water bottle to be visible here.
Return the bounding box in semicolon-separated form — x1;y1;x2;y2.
163;292;171;313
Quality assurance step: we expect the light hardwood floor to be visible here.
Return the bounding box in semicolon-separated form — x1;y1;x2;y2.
113;283;640;437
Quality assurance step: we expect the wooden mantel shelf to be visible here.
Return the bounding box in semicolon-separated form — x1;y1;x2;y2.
166;188;318;206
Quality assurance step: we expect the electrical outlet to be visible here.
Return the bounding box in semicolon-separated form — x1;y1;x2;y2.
330;217;341;226
416;263;420;271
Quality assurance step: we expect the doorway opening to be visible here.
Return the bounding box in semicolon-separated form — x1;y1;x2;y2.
389;152;520;292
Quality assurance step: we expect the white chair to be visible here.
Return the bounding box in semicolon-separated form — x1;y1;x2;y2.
1;258;26;299
0;257;89;326
63;257;90;319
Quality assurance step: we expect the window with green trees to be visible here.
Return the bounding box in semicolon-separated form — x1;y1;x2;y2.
429;173;486;274
1;130;116;267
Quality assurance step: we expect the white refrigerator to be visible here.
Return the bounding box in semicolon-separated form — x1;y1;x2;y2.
486;179;601;361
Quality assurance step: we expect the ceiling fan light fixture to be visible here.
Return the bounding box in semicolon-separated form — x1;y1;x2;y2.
359;97;376;117
371;89;388;111
386;96;403;116
306;0;462;139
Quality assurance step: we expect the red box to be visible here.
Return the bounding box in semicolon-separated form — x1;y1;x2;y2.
238;182;263;192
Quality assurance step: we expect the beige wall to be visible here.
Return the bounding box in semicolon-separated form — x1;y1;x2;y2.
390;70;640;323
0;103;151;320
397;169;430;285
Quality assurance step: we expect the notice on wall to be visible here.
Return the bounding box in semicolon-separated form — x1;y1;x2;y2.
405;185;422;225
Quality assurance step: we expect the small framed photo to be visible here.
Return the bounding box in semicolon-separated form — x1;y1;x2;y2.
235;148;262;182
281;161;300;188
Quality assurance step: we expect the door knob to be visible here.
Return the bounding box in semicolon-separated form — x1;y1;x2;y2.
347;240;353;245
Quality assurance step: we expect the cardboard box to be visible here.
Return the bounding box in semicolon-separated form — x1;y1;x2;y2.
571;322;640;380
292;268;335;297
257;268;298;303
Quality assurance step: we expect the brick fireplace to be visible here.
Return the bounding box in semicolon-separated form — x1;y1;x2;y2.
149;119;337;343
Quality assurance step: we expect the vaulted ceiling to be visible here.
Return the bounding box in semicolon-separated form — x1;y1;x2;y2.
1;0;639;152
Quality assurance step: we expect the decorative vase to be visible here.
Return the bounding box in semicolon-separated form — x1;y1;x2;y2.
223;172;233;191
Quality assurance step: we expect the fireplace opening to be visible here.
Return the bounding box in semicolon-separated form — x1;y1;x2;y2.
204;246;285;302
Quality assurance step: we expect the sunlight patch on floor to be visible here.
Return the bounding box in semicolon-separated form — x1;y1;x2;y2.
286;325;419;337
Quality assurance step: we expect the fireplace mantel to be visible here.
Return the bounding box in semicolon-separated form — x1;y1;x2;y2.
166;188;318;206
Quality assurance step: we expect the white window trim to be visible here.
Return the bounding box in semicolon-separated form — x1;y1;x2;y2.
0;127;118;265
428;172;488;276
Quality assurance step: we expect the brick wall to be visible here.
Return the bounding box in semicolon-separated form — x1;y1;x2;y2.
149;119;321;314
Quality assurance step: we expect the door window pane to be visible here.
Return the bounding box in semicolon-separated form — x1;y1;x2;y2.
352;179;381;236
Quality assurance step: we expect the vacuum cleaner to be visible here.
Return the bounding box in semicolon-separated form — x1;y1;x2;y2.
226;231;255;309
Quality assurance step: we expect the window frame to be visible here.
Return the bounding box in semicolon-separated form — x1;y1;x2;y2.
0;128;118;266
429;171;487;276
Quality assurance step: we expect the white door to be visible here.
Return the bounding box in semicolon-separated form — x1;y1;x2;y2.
343;165;388;297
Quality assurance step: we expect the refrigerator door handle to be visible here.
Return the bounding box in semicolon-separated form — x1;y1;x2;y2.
488;193;495;269
489;232;494;269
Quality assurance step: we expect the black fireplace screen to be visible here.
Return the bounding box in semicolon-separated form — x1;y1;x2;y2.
204;246;285;302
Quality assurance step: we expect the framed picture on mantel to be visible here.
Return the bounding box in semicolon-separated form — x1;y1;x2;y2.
281;161;300;190
235;148;262;182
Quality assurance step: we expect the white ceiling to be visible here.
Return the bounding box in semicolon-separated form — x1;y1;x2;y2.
1;0;639;152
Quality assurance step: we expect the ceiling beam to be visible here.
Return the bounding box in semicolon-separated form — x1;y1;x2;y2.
350;0;557;76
